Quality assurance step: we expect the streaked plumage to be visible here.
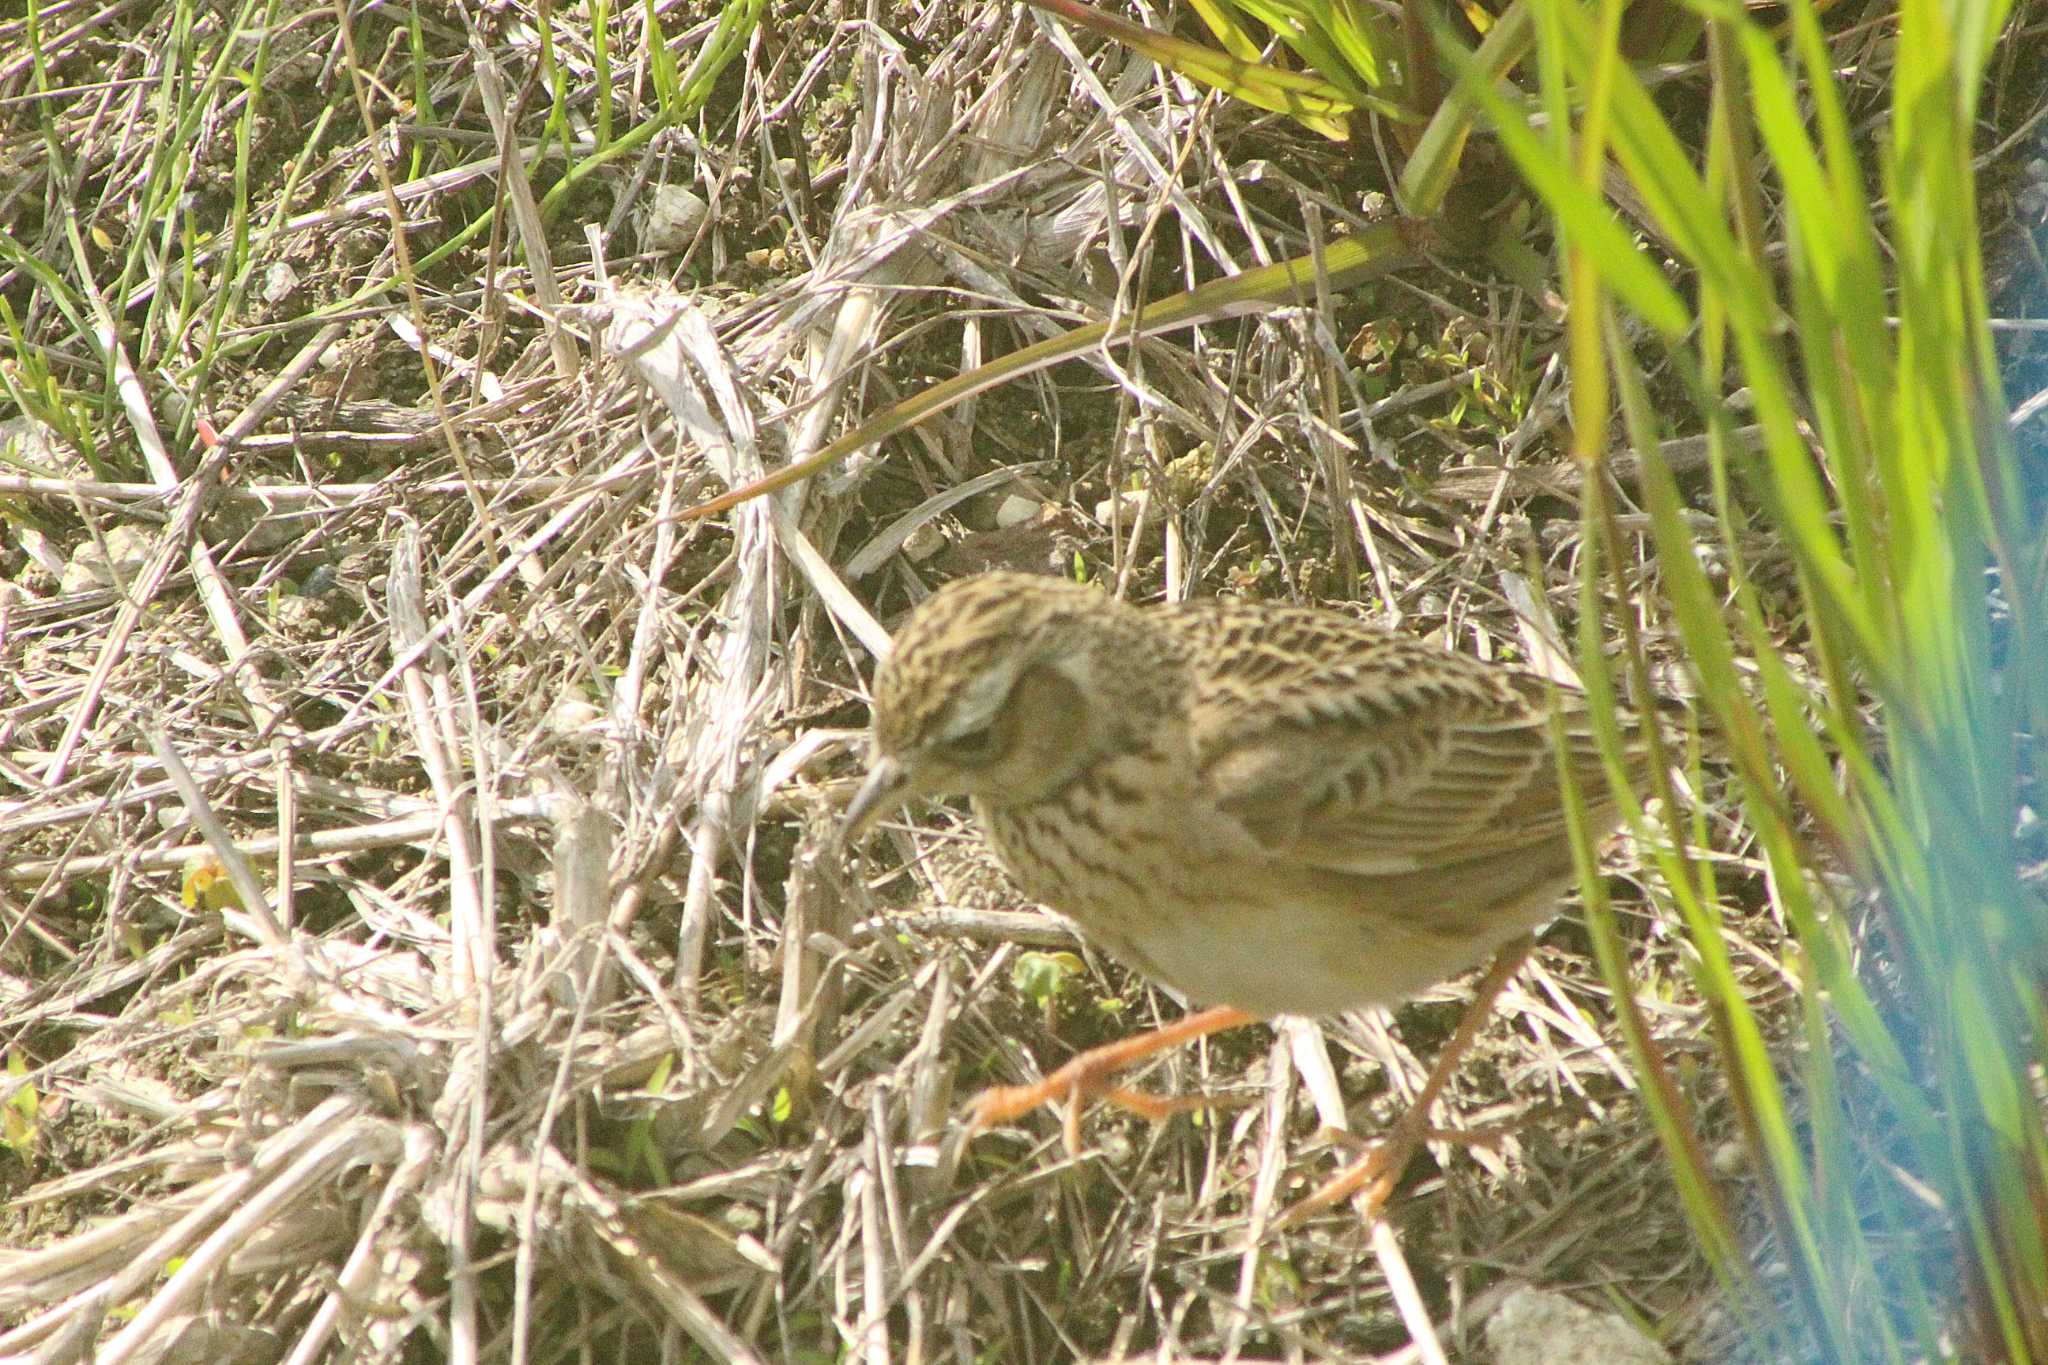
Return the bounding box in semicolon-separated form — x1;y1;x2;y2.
844;571;1651;1019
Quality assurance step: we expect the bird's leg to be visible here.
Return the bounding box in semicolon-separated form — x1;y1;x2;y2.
1280;934;1536;1226
966;1004;1258;1154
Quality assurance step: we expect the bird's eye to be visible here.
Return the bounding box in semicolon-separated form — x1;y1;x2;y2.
936;725;997;763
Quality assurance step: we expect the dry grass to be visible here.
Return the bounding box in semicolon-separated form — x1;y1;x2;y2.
1;0;2043;1361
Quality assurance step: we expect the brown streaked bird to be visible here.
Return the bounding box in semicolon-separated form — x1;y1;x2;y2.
842;570;1660;1218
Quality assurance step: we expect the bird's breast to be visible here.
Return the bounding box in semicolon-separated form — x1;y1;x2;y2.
972;750;1539;1017
975;749;1207;929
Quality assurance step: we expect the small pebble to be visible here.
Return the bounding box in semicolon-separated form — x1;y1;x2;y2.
994;495;1044;529
1485;1285;1670;1365
643;185;710;252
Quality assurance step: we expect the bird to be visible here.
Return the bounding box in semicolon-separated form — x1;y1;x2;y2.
841;570;1663;1219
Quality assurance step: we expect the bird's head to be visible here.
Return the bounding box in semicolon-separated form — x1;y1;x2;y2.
841;573;1161;843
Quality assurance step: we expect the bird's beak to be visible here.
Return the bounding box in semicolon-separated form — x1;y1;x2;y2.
840;757;912;849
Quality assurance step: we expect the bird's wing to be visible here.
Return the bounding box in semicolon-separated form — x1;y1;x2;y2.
1166;601;1631;894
